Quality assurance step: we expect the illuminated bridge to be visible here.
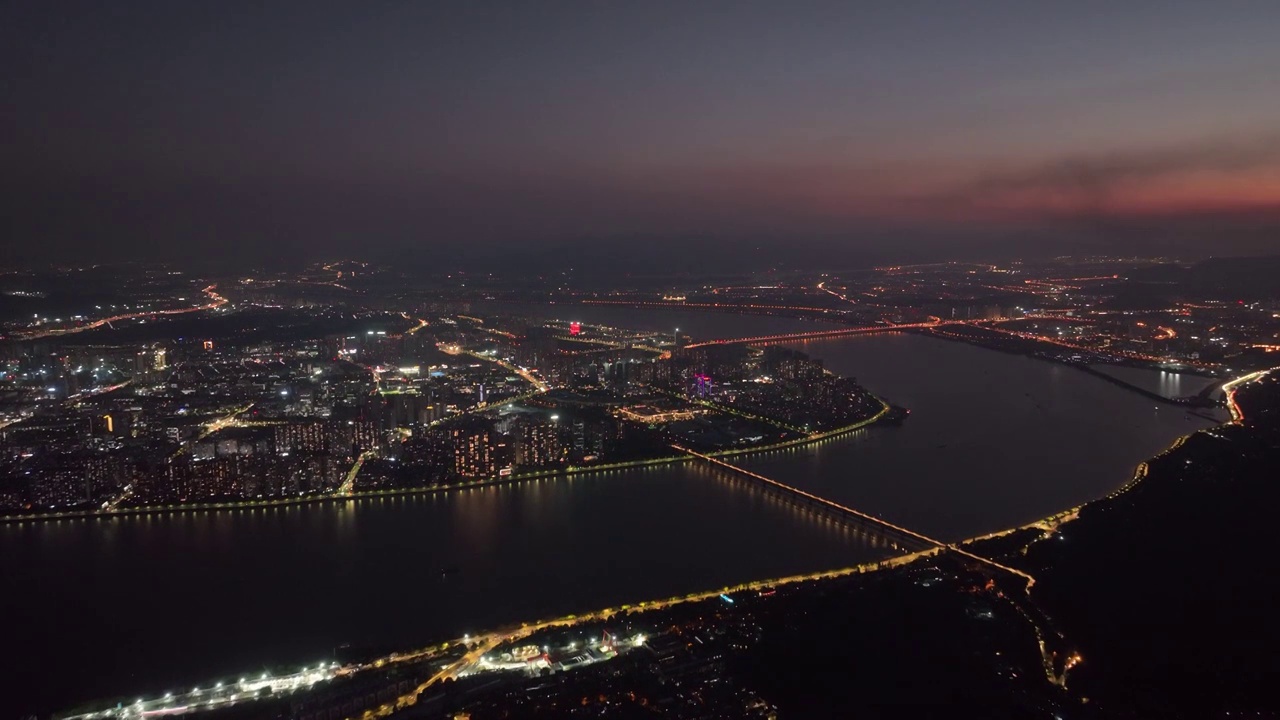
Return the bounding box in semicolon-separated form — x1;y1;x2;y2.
675;446;1036;582
682;321;946;349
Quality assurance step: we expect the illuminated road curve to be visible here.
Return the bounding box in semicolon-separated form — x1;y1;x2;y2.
1222;366;1278;423
14;285;228;340
682;320;946;349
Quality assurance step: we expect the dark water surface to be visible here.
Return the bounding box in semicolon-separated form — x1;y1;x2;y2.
4;464;885;715
3;306;1216;715
736;333;1215;540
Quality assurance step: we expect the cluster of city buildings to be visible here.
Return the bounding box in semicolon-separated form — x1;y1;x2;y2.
1;290;884;514
10;255;1274;517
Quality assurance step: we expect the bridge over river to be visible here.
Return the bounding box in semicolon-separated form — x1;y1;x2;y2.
673;445;1037;583
674;445;1079;686
681;321;946;348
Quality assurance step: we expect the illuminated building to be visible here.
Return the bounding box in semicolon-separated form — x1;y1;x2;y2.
449;419;509;478
25;453;132;508
762;347;825;381
513;418;565;468
275;422;327;453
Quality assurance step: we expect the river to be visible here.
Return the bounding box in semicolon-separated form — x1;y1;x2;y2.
738;333;1217;539
2;304;1218;716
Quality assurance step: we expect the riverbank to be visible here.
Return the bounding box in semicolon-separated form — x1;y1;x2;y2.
957;366;1271;555
0;400;891;525
964;367;1280;717
341;368;1278;718
920;325;1224;408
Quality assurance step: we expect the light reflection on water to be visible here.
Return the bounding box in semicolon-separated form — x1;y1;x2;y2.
2;307;1222;715
3;460;887;715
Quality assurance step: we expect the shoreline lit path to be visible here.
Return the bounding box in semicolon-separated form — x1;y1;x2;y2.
0;326;879;524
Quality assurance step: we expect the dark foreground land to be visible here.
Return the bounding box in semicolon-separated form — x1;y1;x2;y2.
985;371;1280;718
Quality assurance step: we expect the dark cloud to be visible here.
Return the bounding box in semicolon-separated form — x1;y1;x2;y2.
935;134;1280;214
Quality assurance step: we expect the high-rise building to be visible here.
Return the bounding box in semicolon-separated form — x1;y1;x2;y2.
274;421;327;454
449;419;509;478
513;418;565;468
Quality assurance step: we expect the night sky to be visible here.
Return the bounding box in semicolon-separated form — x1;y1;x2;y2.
4;1;1279;268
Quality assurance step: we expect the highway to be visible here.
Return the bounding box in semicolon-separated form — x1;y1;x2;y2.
574;297;1207;374
816;280;857;305
358;553;944;719
196;403;257;441
401;314;429;335
338;449;375;496
68;381;133;403
60;665;343;720
457;315;518;339
1222;366;1278;423
564;290;1229;378
682;320;945;349
14;285;228;340
440;345;549;393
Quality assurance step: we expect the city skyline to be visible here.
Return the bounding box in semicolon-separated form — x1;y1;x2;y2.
4;257;1278;718
5;3;1280;717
